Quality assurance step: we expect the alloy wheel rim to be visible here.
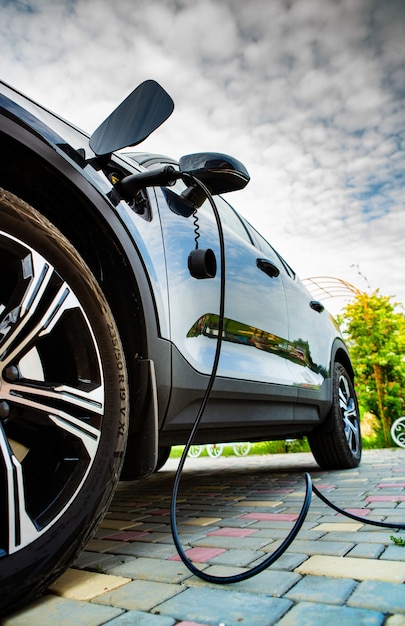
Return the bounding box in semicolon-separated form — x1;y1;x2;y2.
338;373;360;456
0;230;104;557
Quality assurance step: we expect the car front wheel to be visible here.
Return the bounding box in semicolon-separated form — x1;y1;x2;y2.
308;362;362;469
0;189;128;615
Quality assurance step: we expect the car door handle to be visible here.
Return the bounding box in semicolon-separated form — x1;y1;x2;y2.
256;258;280;278
310;300;325;313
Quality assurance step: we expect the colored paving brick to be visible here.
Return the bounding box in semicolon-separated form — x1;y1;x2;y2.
311;522;364;532
182;517;222;526
3;595;123;626
106;557;196;583
168;546;227;562
206;526;258;537
285;574;356;605
48;568;131;601
295;554;405;583
104;530;151;541
348;580;405;614
152;586;292;626
276;601;384;626
241;512;299;521
93;579;183;611
366;495;405;502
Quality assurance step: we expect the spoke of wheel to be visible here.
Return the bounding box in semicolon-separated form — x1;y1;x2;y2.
5;382;102;457
0;425;41;554
0;247;53;358
3;280;91;368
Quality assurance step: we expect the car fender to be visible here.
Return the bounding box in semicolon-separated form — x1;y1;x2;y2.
0;111;172;431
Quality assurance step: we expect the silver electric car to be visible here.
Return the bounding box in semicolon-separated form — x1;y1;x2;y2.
0;79;361;614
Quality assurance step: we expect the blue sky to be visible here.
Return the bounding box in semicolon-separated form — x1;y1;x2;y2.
1;0;404;314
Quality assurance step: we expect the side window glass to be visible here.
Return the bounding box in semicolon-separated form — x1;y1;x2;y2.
208;196;252;244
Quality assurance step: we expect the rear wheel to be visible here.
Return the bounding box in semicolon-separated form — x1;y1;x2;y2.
0;189;129;615
308;362;361;469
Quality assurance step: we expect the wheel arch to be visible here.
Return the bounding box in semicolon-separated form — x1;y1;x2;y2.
0;124;170;442
331;338;355;381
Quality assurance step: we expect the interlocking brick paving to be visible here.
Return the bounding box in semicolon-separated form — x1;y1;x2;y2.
4;449;405;625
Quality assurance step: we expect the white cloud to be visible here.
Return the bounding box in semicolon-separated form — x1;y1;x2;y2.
0;0;404;314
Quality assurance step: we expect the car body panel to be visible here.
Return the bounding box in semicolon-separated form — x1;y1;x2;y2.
0;79;350;446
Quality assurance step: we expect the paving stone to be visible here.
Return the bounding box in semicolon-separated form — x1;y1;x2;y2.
2;595;123;626
126;532;173;543
241;512;299;522
168;546;226;562
276;600;385;625
263;538;354;556
106;611;176;625
190;534;270;550
48;568;131;601
296;555;405;582
285;573;357;605
348;579;405;613
346;543;385;559
93;579;183;611
99;519;142;530
175;523;216;534
206;526;258;537
181;517;222;526
267;552;309;571
209;548;264;567
152;585;292;626
379;543;405;561
318;530;397;544
252;527;326;540
215;516;257;527
185;563;301;598
313;522;364;532
94;527;121;539
367;496;405;502
386;616;405;626
232;499;284;508
106;557;196;582
110;542;177;559
73;550;126;571
161;532;208;544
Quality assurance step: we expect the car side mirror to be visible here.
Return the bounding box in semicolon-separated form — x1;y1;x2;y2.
116;152;250;207
179;152;250;208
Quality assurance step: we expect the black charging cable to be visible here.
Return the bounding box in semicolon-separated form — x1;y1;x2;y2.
169;175;404;584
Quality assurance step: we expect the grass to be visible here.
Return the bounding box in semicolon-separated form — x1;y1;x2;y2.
169;438;311;459
169;435;389;460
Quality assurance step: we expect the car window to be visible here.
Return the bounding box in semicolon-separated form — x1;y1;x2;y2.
207;196;252;244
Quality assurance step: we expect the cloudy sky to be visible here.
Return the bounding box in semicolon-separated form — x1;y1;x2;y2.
1;0;404;315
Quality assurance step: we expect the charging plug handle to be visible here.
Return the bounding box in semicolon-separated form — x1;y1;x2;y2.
116;165;181;200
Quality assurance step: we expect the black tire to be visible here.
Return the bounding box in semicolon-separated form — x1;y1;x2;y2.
155;445;171;471
308;362;362;470
0;189;129;616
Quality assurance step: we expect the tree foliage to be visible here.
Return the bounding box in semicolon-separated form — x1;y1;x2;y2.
338;290;405;446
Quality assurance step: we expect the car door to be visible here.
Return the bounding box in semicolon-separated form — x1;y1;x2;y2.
154;184;296;388
247;223;332;392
